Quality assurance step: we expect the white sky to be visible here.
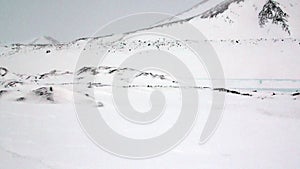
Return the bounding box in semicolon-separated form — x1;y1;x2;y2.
0;0;205;44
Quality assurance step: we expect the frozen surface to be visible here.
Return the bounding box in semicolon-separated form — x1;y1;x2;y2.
1;93;300;169
1;0;300;168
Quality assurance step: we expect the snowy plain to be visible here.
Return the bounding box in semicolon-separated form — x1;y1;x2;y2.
1;0;300;168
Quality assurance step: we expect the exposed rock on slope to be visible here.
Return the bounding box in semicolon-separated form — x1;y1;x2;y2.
259;0;290;34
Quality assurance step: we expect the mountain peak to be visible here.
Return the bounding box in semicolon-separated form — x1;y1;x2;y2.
29;36;60;45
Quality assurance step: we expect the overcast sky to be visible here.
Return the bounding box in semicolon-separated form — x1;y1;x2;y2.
0;0;205;44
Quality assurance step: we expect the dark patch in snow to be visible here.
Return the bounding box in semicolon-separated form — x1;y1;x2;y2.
4;80;23;88
16;97;26;101
0;90;8;97
108;69;118;74
200;0;244;18
32;87;54;102
292;92;300;96
77;67;99;75
0;67;8;77
214;88;252;96
97;102;104;107
38;70;72;79
135;72;166;80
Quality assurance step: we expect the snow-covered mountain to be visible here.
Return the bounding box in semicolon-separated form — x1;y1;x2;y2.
28;36;60;45
0;0;299;103
1;0;299;79
156;0;300;38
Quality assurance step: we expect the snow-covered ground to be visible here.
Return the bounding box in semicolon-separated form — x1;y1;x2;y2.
1;0;300;168
1;92;300;169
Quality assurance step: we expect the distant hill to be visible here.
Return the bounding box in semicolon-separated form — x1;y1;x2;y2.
29;36;60;45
